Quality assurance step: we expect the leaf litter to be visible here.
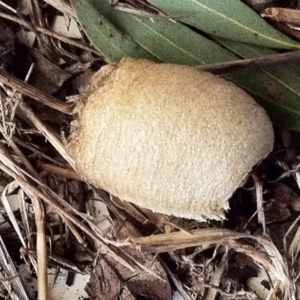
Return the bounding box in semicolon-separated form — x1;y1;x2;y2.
0;0;299;300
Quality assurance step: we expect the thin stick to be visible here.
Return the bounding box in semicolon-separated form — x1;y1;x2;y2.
43;0;76;17
21;248;86;274
41;163;82;181
263;7;300;25
252;174;266;235
3;7;299;75
0;11;103;58
280;128;300;191
17;102;75;168
197;49;300;74
13;137;65;167
0;70;73;114
204;247;228;300
29;193;47;300
0;161;135;272
0;144;48;300
5;138;40;179
158;257;193;300
1;140;48;300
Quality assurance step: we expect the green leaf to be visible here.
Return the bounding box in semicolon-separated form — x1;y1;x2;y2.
148;0;300;49
251;95;300;131
216;40;300;129
87;0;237;65
226;69;300;130
71;0;157;62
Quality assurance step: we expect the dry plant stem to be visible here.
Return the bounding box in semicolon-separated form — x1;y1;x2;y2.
0;11;103;57
0;1;17;13
26;168;121;250
0;97;39;178
19;189;38;271
0;238;30;299
121;250;166;282
263;8;300;25
22;248;86;274
131;228;249;252
0;70;73;114
18;102;75;168
13;137;65;167
273;21;300;42
0;145;48;300
29;193;47;300
43;0;76;17
30;0;53;53
280;128;300;190
158;257;193;300
53;40;81;62
62;217;86;246
0;147;125;259
288;223;300;263
114;2;166;17
198;49;300;74
283;213;300;259
252;174;266;235
5;137;40;179
115;0;166;16
0;162;136;271
165;221;194;236
2;182;29;238
41;163;82;181
131;228;280;276
0;268;27;282
1;134;47;298
111;196;151;225
204;247;228;300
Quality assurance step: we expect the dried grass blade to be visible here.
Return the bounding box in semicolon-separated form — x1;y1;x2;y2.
0;236;30;299
131;228;245;252
1;183;27;247
132;228;291;294
0;145;48;300
204;247;228;300
0;160;136;272
17;102;75;169
0;70;73;114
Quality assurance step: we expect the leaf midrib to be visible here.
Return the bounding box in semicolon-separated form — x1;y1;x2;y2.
131;16;206;64
185;0;297;48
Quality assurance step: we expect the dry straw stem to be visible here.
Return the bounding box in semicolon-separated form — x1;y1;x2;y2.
0;10;103;57
204;247;228;300
43;0;76;17
67;58;274;221
0;161;138;271
13;137;65;167
0;82;48;299
0;137;136;271
158;257;193;300
21;248;87;275
0;70;73;114
199;49;300;74
0;144;48;300
263;7;300;25
18;102;75;168
0;135;166;278
130;228;288;282
40;163;82;181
